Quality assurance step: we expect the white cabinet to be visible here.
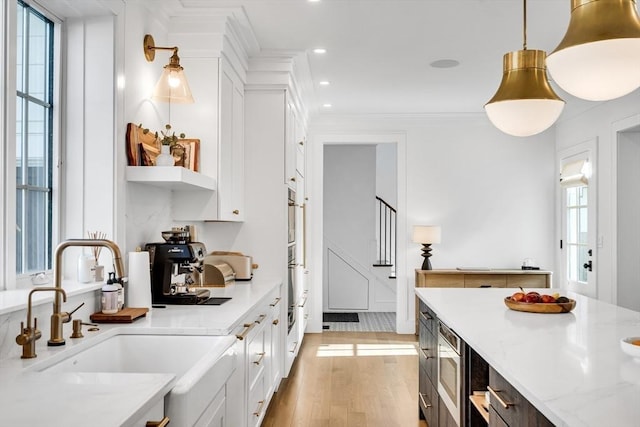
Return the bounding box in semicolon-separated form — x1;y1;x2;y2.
171;56;245;222
217;59;245;221
227;285;283;427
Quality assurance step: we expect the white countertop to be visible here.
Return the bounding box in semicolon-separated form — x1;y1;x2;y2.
0;278;282;427
415;287;640;427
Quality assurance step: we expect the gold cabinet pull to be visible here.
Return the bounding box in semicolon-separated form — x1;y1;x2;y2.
290;177;296;182
487;386;513;409
299;141;304;146
253;400;266;417
146;416;170;427
233;209;239;215
253;352;266;365
269;297;281;307
418;392;432;409
298;297;307;308
235;322;256;340
272;318;280;325
255;314;267;324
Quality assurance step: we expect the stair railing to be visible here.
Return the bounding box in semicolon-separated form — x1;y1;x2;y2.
374;196;396;277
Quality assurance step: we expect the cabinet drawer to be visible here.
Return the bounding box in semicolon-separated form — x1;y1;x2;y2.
247;322;267;389
488;405;509;427
488;367;529;426
418;366;438;427
418;300;437;334
248;371;267;427
465;274;506;288
418;327;437;382
424;274;464;287
506;275;548;288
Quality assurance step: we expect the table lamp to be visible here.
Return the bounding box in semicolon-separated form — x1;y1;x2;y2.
412;226;441;270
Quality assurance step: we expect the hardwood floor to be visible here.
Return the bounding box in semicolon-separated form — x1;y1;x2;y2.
262;332;429;427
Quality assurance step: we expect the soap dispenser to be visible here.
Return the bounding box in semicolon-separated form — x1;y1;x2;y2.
101;273;119;314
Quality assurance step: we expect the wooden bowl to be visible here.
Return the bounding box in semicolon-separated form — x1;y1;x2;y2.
504;297;576;313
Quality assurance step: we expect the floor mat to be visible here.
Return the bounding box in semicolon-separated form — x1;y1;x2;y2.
323;312;396;332
323;312;359;322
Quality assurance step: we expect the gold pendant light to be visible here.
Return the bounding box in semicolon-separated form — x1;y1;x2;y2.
546;0;640;101
485;0;565;137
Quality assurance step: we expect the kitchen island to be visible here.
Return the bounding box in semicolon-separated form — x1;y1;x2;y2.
416;287;640;427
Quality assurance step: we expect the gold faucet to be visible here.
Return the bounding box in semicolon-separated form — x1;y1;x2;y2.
16;287;67;358
49;239;125;346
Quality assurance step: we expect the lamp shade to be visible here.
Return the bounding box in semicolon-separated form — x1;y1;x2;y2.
412;226;441;244
152;66;194;104
485;50;565;137
546;0;640;101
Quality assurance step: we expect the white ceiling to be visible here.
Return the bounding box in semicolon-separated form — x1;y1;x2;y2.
40;0;602;119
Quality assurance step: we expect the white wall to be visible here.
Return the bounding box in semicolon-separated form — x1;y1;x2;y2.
376;143;397;207
617;131;640;311
555;91;640;304
308;114;556;333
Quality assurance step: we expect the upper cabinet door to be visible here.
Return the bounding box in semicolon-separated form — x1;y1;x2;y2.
218;59;245;221
172;57;245;222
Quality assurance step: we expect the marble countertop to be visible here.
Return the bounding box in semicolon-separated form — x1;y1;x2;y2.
0;278;282;426
415;287;640;427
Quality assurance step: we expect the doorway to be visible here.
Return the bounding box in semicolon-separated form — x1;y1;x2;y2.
615;122;640;311
558;141;597;298
308;133;409;334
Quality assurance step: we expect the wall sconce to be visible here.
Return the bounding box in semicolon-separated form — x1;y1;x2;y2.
143;34;194;104
412;225;441;270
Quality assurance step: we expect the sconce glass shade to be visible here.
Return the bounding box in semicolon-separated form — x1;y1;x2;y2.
485;50;565;137
546;0;640;101
412;226;441;244
152;66;194;104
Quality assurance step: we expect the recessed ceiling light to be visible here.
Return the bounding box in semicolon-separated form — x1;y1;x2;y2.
430;59;460;69
322;103;332;108
319;80;330;86
313;48;327;54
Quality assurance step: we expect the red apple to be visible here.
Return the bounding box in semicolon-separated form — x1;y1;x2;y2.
541;294;556;303
524;293;541;303
511;292;525;302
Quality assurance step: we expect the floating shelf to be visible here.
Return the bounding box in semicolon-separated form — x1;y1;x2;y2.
126;166;216;191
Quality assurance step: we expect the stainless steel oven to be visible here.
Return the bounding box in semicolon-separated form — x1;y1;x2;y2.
438;321;461;426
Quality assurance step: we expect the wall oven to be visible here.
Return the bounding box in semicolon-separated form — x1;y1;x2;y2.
438;320;461;426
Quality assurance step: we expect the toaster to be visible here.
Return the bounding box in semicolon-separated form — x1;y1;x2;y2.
205;252;256;280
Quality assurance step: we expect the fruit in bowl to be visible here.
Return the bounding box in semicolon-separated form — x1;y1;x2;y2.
505;289;576;313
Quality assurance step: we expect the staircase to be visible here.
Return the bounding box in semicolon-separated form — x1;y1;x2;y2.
373;196;396;278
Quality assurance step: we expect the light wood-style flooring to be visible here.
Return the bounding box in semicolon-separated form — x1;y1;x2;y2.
262;332;429;427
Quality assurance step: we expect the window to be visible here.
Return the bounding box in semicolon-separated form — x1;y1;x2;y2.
15;1;54;275
565;185;588;283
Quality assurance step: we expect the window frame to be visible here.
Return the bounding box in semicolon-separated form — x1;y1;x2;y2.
3;0;61;290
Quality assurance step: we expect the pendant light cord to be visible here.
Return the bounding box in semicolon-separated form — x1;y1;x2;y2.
522;0;527;50
523;0;527;50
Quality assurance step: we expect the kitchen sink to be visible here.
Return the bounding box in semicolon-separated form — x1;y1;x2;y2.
37;333;236;426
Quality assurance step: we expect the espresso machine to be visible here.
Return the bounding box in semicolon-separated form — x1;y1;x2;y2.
145;229;210;305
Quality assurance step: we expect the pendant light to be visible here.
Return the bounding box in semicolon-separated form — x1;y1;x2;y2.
485;0;565;137
546;0;640;102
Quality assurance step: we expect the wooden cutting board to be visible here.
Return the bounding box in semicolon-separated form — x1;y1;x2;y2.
90;307;149;323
